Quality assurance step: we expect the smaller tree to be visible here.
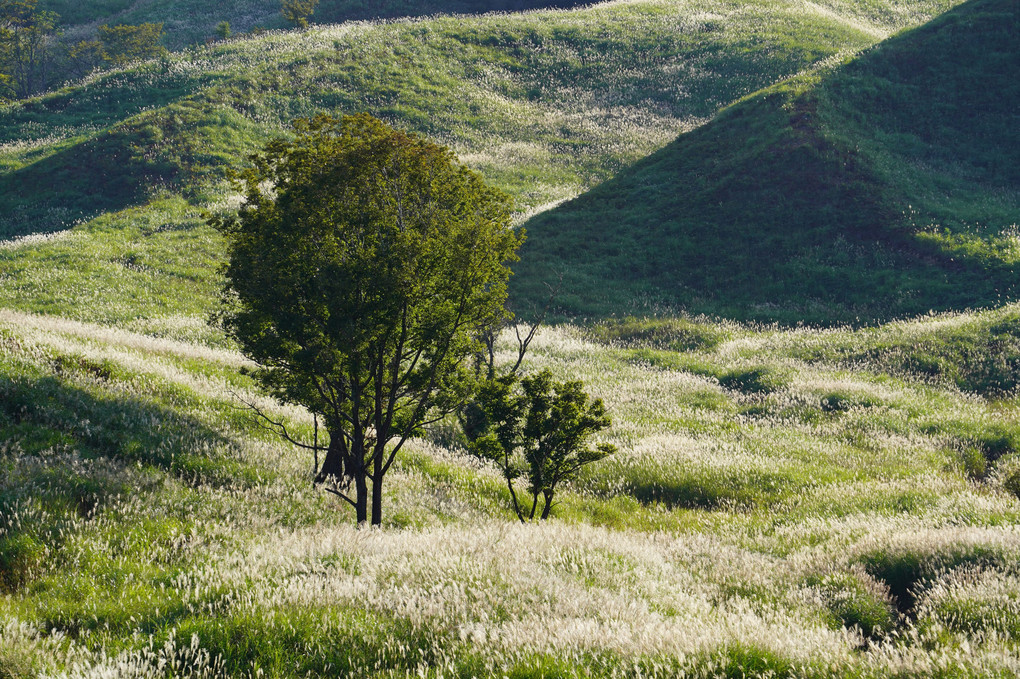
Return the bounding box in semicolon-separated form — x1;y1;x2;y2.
97;22;165;66
465;369;615;522
66;38;104;78
214;21;231;40
0;0;59;99
280;0;317;29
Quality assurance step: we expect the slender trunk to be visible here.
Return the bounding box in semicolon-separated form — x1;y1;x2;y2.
540;490;554;520
349;446;368;526
505;476;526;523
371;446;384;526
355;468;368;526
528;492;539;521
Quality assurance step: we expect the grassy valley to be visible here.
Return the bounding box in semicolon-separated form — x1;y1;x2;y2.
3;0;1020;677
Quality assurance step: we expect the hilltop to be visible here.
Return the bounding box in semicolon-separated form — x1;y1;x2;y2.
0;0;957;329
41;0;597;49
513;0;1020;324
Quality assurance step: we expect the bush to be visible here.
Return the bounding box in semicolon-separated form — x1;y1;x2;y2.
719;365;790;395
960;446;988;480
810;569;899;639
1004;468;1020;501
0;534;46;593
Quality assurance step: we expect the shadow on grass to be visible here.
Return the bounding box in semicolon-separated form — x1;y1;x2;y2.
0;367;264;592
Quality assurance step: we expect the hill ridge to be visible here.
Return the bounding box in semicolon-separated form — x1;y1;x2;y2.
511;0;1019;324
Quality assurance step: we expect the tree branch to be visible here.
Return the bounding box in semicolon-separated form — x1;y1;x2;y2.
230;390;327;453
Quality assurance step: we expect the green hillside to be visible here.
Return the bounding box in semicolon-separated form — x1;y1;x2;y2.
0;0;956;328
513;0;1019;324
5;1;1020;677
42;0;598;50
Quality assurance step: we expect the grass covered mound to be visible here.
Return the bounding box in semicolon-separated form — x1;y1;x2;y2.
42;0;599;50
513;0;1020;324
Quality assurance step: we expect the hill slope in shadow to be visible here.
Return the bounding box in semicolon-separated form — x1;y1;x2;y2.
513;0;1019;324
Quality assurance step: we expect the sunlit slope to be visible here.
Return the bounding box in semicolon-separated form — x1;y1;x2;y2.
42;0;598;49
3;304;1020;675
513;0;1018;324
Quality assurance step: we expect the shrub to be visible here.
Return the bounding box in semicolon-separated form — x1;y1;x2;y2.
0;534;46;593
1004;468;1020;501
960;446;988;480
719;365;790;395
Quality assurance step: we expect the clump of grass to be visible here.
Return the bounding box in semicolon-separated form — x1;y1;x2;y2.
809;569;899;639
960;446;988;481
1002;467;1020;502
719;365;791;395
588;316;731;352
856;541;1014;618
0;534;46;594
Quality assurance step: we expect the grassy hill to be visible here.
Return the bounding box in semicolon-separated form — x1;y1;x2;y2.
4;1;1020;677
513;0;1020;324
0;0;958;329
42;0;599;49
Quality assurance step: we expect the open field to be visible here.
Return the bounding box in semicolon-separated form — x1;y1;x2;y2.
3;307;1020;676
3;0;1020;676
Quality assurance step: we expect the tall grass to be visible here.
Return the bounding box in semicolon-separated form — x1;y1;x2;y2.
2;305;1020;676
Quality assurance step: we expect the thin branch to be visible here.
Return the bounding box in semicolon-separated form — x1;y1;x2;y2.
230;390;327;453
321;484;357;508
509;274;562;374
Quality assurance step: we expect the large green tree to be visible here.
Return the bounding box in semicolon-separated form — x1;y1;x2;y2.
214;113;523;526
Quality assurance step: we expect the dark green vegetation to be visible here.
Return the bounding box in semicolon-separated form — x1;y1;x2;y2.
464;368;616;521
216;113;522;526
515;0;1020;324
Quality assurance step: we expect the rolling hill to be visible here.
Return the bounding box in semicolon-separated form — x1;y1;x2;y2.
513;0;1020;324
42;0;599;50
4;1;1020;677
0;0;957;329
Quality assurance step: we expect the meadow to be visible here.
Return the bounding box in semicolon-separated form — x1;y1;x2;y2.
2;307;1020;677
3;0;1020;676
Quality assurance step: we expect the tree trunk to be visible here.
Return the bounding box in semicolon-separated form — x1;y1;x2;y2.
315;435;345;484
540;490;554;520
371;447;384;526
354;455;368;526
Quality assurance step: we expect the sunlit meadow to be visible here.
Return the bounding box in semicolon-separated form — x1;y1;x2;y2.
2;305;1020;676
3;0;1018;676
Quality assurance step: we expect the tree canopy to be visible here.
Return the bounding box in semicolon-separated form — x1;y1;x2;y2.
213;113;524;526
465;368;616;521
0;0;58;99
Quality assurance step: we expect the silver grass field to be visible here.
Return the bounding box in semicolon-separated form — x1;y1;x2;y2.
1;0;1018;676
2;306;1020;676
